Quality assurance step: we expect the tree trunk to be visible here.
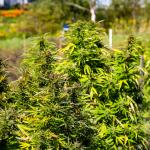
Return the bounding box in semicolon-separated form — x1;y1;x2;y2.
89;0;96;22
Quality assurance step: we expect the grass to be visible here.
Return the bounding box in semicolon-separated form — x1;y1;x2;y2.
0;37;24;52
0;37;31;80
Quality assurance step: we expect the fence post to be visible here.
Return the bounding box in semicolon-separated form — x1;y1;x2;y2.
109;29;112;49
140;55;144;89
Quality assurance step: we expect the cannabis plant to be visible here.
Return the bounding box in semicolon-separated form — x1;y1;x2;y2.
0;59;18;149
15;35;94;149
1;21;149;150
59;22;149;149
0;59;8;95
91;36;148;149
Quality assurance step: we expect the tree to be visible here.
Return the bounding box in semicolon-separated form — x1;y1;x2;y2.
66;0;97;22
18;0;90;35
18;0;99;35
108;0;141;23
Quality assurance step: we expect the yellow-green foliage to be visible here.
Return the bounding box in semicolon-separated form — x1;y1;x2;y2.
0;21;149;149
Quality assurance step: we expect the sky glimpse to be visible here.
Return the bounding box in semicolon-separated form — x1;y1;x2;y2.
98;0;111;6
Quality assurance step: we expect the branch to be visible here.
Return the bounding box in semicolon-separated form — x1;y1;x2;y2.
65;2;90;12
104;46;114;52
